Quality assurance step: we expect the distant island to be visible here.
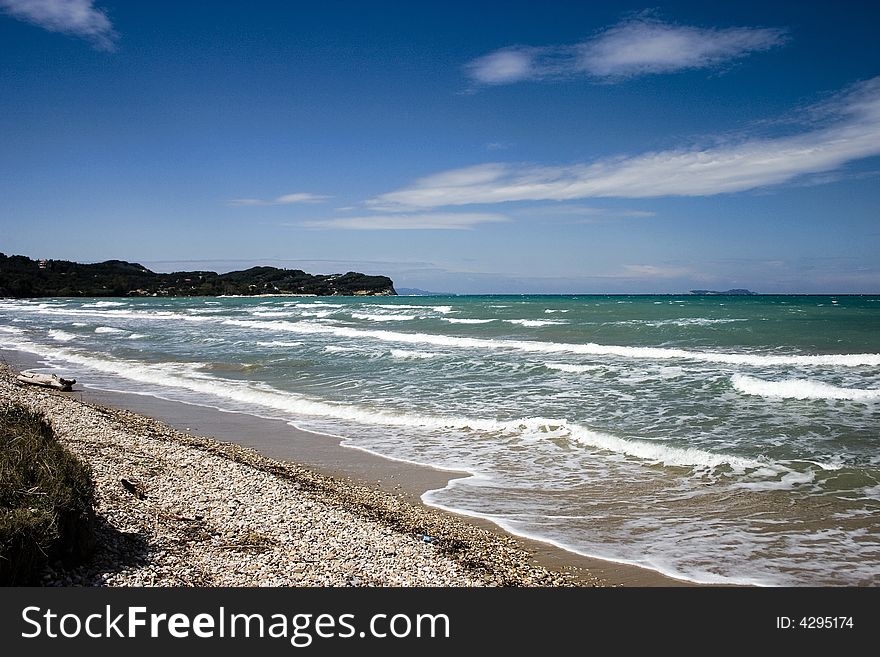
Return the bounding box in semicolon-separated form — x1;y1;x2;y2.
689;289;757;295
0;253;396;298
395;287;448;296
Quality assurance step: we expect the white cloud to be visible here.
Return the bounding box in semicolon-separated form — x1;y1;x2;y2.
466;15;786;85
468;49;538;85
580;17;787;79
300;212;509;230
0;0;117;50
227;192;330;206
370;78;880;209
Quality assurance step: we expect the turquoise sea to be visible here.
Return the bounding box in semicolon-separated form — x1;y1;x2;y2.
1;294;878;585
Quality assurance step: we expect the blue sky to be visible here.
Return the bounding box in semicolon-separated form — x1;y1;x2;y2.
1;1;878;293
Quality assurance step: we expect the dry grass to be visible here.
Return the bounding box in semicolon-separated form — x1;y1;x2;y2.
0;402;96;584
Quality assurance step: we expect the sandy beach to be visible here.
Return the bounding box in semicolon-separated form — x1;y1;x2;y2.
1;350;689;587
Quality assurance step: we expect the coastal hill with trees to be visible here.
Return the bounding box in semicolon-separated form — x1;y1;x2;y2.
0;254;396;298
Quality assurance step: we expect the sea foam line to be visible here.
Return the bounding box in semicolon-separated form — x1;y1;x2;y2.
221;319;880;367
732;374;880;401
1;338;769;472
6;301;879;366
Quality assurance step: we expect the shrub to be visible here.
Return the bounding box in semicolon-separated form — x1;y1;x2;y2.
0;403;95;584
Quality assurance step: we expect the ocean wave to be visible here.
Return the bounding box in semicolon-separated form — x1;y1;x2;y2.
544;362;604;373
731;374;880;401
95;326;127;334
13;306;211;323
323;345;362;353
299;310;337;318
389;349;438;360
565;423;770;473
256;340;303;348
1;337;775;475
293;303;344;308
442;318;496;324
350;313;416;322
615;318;747;327
505;319;567;327
48;330;77;342
186;308;228;314
221;319;880;367
371;304;431;310
82;301;127;308
248;310;296;318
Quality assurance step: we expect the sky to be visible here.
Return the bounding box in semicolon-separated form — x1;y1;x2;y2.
1;1;878;293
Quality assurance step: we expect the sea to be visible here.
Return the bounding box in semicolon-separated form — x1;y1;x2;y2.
1;294;878;586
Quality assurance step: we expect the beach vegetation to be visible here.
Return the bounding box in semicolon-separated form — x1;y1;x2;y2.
0;403;96;584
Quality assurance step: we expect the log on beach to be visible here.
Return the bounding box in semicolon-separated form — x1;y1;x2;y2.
16;372;76;392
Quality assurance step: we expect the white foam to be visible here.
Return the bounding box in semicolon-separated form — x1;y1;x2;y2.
256;341;303;348
431;306;453;313
0;326;24;334
187;308;227;314
15;306;210;324
371;304;430;310
1;336;771;475
300;310;336;318
249;310;295;318
82;301;127;308
565;424;769;472
323;345;361;353
544;309;571;314
350;313;416;322
544;362;604;373
442;318;495;324
389;349;437;360
222;319;880;367
49;330;77;342
293;303;344;308
732;470;816;492
505;319;567;327
95;326;127;334
128;333;146;340
732;374;880;401
616;318;747;327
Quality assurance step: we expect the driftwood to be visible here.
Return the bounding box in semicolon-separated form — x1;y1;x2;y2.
16;372;76;392
120;478;147;500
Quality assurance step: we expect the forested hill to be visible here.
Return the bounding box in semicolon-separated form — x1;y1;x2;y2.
0;254;396;297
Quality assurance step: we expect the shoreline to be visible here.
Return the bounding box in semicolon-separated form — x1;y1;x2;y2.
1;347;692;586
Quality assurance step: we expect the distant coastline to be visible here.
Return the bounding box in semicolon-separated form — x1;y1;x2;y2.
0;253;396;298
689;289;757;295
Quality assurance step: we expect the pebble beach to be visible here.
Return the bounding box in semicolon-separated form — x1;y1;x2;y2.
1;363;594;587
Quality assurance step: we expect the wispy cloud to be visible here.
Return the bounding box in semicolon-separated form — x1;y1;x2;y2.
506;204;655;224
227;192;330;206
466;14;787;85
623;264;692;279
0;0;118;50
299;212;509;230
486;141;513;151
370;78;880;209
